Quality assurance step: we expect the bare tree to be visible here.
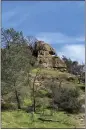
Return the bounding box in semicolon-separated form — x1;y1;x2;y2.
30;68;41;112
25;36;38;52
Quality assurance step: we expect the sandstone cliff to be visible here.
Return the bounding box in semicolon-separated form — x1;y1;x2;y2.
33;41;66;71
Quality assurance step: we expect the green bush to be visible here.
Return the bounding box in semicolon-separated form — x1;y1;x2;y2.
79;85;85;92
1;102;16;110
53;86;81;113
37;89;49;98
23;98;32;107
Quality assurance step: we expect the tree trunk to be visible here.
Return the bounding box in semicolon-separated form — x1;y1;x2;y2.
32;82;36;112
32;73;37;113
15;88;21;109
78;78;80;84
59;80;62;88
33;96;36;112
32;69;40;113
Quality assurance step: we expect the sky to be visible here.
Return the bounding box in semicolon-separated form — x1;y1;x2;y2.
2;1;85;63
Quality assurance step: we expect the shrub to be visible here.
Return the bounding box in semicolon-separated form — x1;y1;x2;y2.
23;98;32;107
1;102;16;110
37;89;49;98
79;85;85;92
53;86;81;113
22;98;33;112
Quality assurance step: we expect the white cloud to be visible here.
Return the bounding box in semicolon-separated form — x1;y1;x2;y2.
36;32;84;44
57;44;85;64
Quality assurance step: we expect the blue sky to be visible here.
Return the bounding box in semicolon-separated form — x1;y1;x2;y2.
2;1;85;63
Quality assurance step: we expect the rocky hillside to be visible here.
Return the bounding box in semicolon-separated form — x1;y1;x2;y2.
32;41;67;71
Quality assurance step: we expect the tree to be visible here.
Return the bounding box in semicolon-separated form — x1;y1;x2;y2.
53;86;81;113
44;79;58;115
1;43;35;109
62;55;73;73
30;68;41;112
62;55;85;83
1;28;27;49
25;36;38;53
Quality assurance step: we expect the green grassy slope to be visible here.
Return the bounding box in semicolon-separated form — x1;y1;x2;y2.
2;110;82;128
2;69;85;129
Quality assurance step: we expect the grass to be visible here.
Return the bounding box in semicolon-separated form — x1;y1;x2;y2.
31;68;76;80
32;68;85;89
1;110;81;128
2;68;84;128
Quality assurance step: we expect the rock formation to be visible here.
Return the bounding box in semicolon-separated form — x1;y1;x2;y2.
33;41;67;71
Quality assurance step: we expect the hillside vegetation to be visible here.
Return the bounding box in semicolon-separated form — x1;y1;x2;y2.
1;28;85;128
2;110;84;128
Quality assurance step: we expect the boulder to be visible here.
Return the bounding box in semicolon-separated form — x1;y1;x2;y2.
80;104;85;113
33;41;67;71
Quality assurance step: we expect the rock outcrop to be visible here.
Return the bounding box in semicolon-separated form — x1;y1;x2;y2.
33;41;67;71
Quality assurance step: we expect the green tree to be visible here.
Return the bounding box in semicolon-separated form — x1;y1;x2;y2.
62;55;85;83
1;43;35;109
1;28;27;49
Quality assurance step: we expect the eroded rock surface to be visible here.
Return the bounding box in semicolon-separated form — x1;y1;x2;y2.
33;41;67;71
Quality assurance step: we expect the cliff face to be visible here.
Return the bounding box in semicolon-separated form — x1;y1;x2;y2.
33;41;67;71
